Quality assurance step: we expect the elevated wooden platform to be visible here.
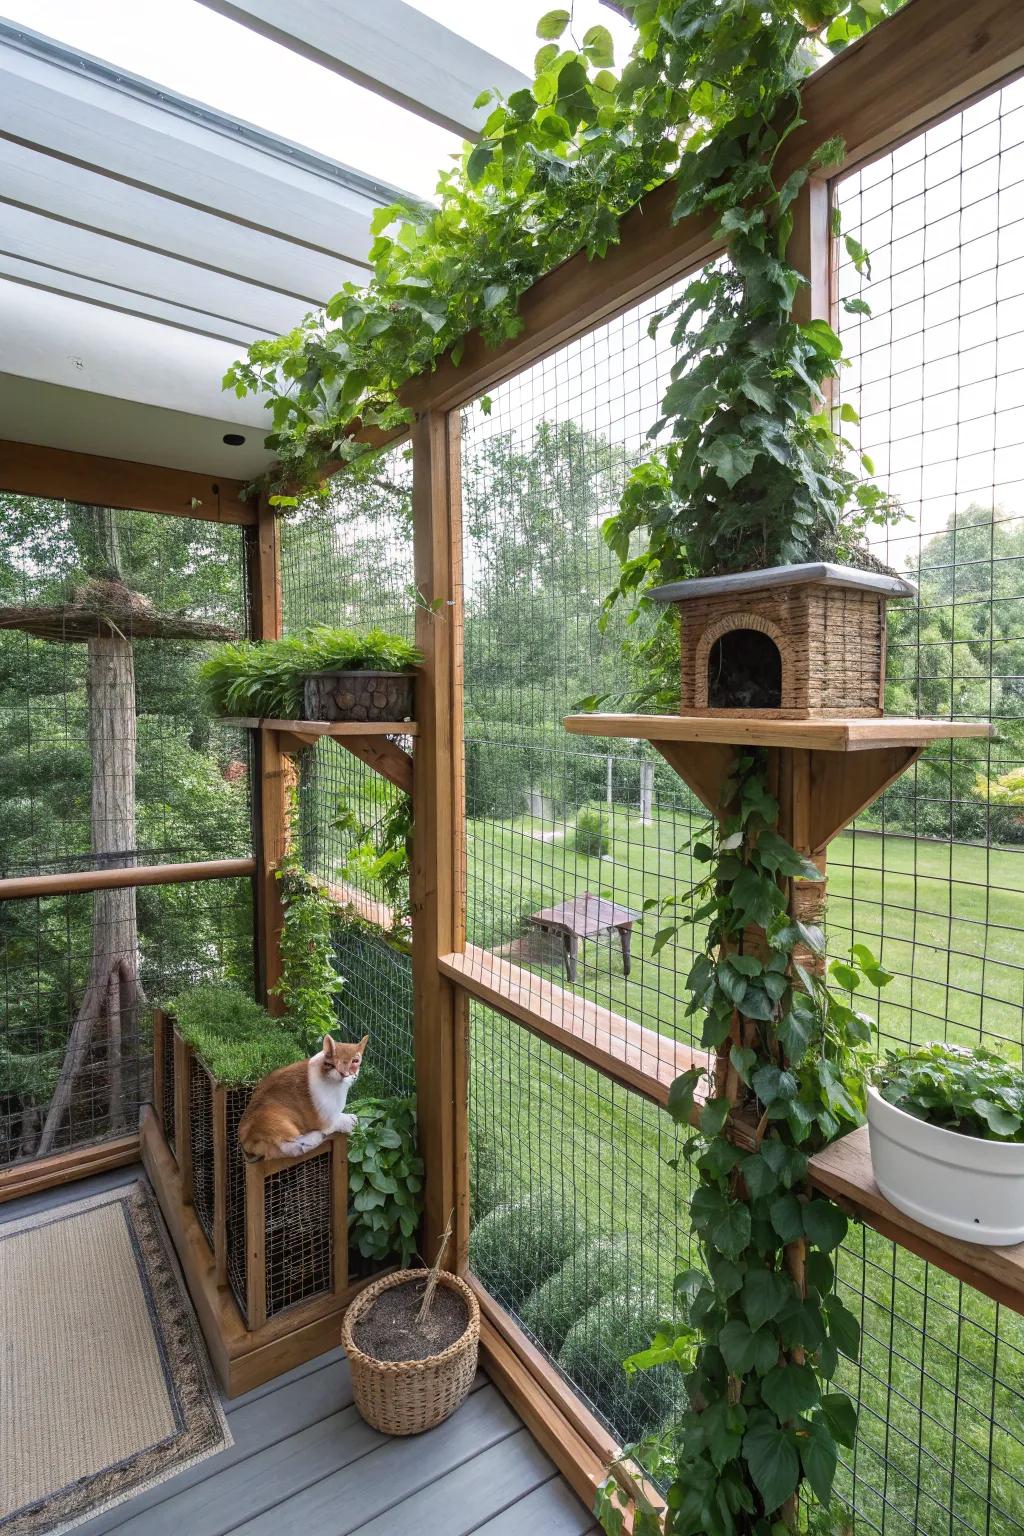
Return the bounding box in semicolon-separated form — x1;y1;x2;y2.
223;717;415;792
564;713;992;751
809;1125;1024;1314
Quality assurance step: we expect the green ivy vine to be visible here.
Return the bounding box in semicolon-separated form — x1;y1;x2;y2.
225;0;903;511
596;752;892;1535
273;833;345;1052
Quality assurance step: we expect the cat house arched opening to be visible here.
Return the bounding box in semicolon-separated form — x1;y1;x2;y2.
647;563;918;719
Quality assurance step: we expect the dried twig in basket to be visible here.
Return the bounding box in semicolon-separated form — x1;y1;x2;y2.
416;1209;454;1326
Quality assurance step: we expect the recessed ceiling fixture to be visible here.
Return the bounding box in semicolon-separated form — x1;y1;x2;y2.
222;433;246;446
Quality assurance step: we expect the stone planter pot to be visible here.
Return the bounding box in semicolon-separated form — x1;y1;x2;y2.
867;1085;1024;1246
303;669;415;724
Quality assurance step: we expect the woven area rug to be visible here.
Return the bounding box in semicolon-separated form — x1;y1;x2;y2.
0;1180;231;1535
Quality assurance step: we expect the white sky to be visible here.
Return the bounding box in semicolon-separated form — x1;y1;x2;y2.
0;0;636;200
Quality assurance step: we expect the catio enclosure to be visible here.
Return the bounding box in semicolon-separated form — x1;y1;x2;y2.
2;4;1024;1534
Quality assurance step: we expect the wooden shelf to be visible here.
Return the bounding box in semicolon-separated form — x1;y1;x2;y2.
223;716;415;793
810;1125;1024;1315
223;716;417;737
564;713;992;752
439;944;706;1107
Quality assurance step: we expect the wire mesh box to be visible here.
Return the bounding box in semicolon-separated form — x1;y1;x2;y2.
152;1011;349;1333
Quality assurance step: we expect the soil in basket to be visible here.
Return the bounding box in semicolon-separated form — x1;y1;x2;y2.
354;1278;469;1363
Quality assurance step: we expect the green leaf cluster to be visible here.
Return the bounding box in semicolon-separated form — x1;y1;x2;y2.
199;626;421;720
347;1096;424;1267
876;1041;1024;1142
610;751;894;1536
335;789;412;933
168;983;302;1086
273;829;346;1053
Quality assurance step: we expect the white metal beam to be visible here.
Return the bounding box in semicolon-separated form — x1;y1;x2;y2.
196;0;530;138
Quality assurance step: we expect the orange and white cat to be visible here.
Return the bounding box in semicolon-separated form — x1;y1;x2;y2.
238;1034;368;1160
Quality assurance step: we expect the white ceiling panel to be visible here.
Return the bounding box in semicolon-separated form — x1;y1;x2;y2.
0;279;269;426
0;373;274;477
0;202;308;334
0;36;393;266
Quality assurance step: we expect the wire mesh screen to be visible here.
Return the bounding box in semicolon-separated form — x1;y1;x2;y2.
189;1053;216;1249
332;921;414;1102
824;81;1024;1536
468;999;691;1446
0;875;253;1167
225;1082;252;1318
264;1150;334;1319
460;287;706;1074
280;449;416;1102
0;498;253;879
160;1015;176;1153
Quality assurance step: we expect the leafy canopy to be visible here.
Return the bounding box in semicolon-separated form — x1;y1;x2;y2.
199;626;421;719
877;1042;1024;1143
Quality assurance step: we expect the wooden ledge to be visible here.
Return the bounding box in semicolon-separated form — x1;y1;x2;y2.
0;1133;139;1204
564;714;993;752
810;1124;1024;1316
439;944;705;1106
223;717;418;737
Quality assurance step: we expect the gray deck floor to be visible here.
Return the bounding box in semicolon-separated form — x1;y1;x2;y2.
3;1165;597;1536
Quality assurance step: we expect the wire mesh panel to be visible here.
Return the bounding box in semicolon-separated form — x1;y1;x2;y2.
332;920;414;1102
825;80;1024;1536
0;875;253;1167
189;1053;216;1249
264;1150;334;1319
468;1000;691;1447
460;288;707;1075
160;1015;176;1153
225;1083;252;1318
0;498;253;879
835;79;1024;1068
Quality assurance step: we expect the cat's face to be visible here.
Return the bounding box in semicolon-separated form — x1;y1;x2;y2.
320;1034;368;1083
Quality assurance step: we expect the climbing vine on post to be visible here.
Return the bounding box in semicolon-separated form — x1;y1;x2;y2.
597;752;891;1535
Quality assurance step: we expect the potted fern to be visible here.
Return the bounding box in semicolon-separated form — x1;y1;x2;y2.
199;626;421;724
869;1043;1024;1246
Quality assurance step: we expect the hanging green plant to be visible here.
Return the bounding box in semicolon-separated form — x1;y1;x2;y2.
596;751;892;1535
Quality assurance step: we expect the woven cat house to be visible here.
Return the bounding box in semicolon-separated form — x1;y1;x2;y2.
647;563;916;719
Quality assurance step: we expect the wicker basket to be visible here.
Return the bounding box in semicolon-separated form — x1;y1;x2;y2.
341;1268;479;1435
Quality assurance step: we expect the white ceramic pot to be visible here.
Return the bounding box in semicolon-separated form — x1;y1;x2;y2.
867;1085;1024;1247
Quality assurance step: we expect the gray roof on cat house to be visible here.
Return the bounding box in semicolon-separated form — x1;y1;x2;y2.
646;562;918;604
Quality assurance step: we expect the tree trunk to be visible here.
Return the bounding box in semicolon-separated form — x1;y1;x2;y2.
37;634;141;1154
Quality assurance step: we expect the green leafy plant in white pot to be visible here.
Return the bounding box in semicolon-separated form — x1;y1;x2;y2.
869;1042;1024;1246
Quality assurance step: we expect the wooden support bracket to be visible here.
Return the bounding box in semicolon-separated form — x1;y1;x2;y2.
332;734;414;795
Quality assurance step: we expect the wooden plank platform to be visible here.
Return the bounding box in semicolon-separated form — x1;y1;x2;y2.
439;944;706;1107
1;1165;596;1536
810;1124;1024;1316
224;717;418;737
564;713;993;752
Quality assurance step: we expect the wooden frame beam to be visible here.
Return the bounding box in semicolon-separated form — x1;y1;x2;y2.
0;439;254;524
0;857;255;902
410;407;468;1265
0;1133;139;1203
248;498;289;1010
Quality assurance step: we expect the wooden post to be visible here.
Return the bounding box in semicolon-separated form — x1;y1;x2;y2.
244;1157;267;1332
249;496;289;1010
410;407;469;1268
152;1007;166;1137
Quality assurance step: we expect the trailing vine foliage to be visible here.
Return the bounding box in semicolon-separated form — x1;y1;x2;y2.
224;1;902;503
596;753;891;1535
273;827;345;1053
334;790;413;935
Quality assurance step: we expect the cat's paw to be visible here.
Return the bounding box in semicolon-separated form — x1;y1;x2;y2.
335;1113;358;1136
281;1130;325;1156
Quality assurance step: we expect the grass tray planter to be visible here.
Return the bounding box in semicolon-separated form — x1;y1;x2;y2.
867;1085;1024;1246
303;669;414;724
341;1268;479;1435
159;1014;349;1331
